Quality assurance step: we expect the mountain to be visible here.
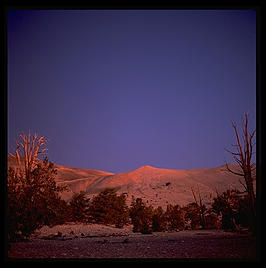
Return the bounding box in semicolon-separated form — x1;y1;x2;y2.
7;157;247;208
7;156;114;201
75;164;246;208
54;164;114;200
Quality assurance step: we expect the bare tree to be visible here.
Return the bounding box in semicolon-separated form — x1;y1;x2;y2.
191;185;206;229
8;131;69;240
9;131;48;181
225;113;256;234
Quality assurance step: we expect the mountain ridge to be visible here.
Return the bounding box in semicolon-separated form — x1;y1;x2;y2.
57;162;252;208
7;157;247;208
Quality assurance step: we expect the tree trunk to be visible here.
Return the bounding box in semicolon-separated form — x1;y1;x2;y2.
225;113;256;235
246;176;256;235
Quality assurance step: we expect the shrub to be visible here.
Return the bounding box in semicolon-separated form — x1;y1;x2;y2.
204;208;221;229
7;158;67;241
41;195;71;227
164;204;185;231
152;206;167;232
212;189;250;231
129;197;153;234
69;191;90;223
88;188;129;228
183;202;202;230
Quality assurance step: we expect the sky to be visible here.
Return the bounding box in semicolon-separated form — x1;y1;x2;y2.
7;10;256;173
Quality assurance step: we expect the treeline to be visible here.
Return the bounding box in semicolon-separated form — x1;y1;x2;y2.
65;187;251;234
8;112;257;241
7;156;252;241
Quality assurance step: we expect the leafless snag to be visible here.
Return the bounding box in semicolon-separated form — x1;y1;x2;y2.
225;113;256;234
191;185;206;229
9;130;48;181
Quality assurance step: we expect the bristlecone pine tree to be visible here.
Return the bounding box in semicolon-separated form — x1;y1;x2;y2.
191;186;207;229
88;188;129;228
69;191;90;222
212;188;250;231
225;113;256;235
164;204;185;231
152;206;166;232
7;131;68;241
129;197;153;234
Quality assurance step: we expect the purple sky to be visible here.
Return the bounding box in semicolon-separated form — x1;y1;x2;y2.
8;10;256;173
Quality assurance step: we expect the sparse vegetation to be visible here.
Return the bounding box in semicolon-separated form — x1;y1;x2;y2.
129;197;153;234
212;189;250;231
7;128;256;241
204;208;221;229
183;202;202;230
87;188;129;228
7;132;69;241
225;113;256;234
190;186;207;229
164;204;185;231
152;206;166;232
69;191;90;223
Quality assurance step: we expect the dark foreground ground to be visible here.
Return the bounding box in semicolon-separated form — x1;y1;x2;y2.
7;230;257;260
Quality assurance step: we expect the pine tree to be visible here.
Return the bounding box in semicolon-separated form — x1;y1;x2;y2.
69;191;90;222
152;206;166;232
225;113;256;234
164;204;185;231
7;132;68;241
129;197;153;234
88;188;129;227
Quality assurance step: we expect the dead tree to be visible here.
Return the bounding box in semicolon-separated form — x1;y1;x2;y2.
225;113;256;234
9;131;48;182
191;185;206;229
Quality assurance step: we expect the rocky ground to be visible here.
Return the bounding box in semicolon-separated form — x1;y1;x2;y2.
7;223;257;260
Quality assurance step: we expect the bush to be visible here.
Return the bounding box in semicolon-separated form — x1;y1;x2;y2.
237;194;251;228
152;206;167;232
212;189;250;231
7;157;67;241
204;208;221;229
88;188;129;228
69;191;90;223
40;195;71;227
183;202;202;230
164;204;185;231
129;197;153;234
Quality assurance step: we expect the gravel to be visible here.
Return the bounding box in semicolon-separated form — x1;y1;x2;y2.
7;224;257;260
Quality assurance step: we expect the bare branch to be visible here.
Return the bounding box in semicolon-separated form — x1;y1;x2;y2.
225;162;244;177
197;185;203;208
243;116;249;164
249;130;256;165
10;132;48;177
9;152;15;158
191;186;198;206
230;153;244;169
227;113;256;233
225;148;241;156
239;178;248;191
15;148;22;170
215;187;220;198
231;143;240;147
232;121;245;165
251;163;256;170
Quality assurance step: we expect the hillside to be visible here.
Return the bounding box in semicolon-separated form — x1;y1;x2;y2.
8;156;247;208
80;164;246;208
54;164;114;200
7;156;114;201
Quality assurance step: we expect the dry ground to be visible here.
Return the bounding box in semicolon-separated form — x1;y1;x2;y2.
7;223;258;260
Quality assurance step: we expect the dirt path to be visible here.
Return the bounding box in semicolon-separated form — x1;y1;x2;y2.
8;229;257;260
